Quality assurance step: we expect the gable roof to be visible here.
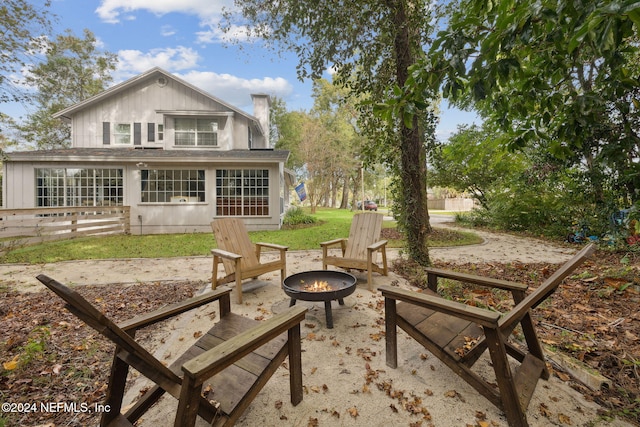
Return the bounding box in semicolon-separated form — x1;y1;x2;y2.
52;67;265;134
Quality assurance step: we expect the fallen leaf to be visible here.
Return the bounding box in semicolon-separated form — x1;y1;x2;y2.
348;407;359;418
3;356;19;371
539;403;552;418
558;413;572;424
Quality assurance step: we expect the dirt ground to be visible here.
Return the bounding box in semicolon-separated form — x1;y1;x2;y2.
0;227;638;427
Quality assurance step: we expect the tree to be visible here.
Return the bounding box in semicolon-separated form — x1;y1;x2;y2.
0;0;52;104
271;97;308;175
402;1;640;208
225;0;439;265
309;79;363;209
15;29;117;149
429;124;526;209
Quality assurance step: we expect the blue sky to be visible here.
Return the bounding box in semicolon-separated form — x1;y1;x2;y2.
5;0;478;140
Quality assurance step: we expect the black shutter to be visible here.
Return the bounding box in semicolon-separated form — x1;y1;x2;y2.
102;122;110;145
134;122;141;145
147;123;155;142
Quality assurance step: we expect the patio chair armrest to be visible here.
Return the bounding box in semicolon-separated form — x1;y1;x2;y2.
255;242;288;251
119;288;232;332
181;305;308;381
379;285;500;328
320;238;347;248
210;248;242;261
368;239;388;252
424;267;528;293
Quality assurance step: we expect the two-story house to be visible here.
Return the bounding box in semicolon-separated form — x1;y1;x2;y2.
2;67;292;233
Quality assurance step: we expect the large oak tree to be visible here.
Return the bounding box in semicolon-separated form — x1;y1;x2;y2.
225;0;439;265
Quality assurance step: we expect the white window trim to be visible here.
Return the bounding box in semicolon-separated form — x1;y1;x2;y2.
113;122;132;145
140;169;206;204
174;118;219;147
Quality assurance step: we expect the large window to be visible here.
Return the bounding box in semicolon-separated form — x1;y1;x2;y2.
36;168;123;207
174;118;218;146
216;169;269;216
141;169;205;203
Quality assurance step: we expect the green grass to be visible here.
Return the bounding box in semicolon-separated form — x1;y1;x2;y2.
1;208;481;264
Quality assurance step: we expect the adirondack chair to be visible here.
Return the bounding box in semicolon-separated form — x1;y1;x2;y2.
36;274;307;427
380;243;595;427
211;218;288;304
320;212;388;291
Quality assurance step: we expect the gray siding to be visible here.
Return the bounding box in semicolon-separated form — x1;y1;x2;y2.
70;75;238;149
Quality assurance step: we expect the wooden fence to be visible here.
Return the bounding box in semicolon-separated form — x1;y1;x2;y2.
0;206;130;254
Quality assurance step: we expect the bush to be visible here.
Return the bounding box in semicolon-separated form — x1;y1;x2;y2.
282;207;318;227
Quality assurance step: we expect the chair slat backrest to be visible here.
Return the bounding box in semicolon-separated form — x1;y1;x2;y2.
499;244;595;330
211;218;260;271
36;274;180;383
344;213;383;260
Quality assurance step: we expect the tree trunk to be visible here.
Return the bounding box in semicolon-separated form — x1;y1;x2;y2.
340;175;350;209
392;0;431;266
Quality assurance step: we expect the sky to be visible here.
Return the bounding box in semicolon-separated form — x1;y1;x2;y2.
5;0;478;140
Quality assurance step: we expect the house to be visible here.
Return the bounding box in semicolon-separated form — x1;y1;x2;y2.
2;67;293;234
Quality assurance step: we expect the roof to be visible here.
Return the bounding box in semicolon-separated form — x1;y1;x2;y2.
5;148;290;164
52;67;265;135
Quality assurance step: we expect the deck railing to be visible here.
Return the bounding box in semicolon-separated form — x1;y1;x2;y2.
0;206;130;254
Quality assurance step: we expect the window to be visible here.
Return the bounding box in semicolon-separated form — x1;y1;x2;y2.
158;124;164;141
113;123;131;145
216;169;269;216
174;118;218;146
36;168;123;207
141;169;205;203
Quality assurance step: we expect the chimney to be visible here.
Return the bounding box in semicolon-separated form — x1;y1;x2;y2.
251;94;271;148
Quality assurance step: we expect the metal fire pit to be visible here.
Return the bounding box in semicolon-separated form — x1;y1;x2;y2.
283;270;357;329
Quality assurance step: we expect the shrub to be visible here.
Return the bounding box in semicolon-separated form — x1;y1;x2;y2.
282;207;318;227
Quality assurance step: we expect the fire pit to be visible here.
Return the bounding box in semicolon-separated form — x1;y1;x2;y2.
283;270;357;329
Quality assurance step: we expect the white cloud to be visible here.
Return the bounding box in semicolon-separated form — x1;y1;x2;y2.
96;0;233;24
195;24;254;45
161;25;177;37
177;70;293;109
117;46;201;75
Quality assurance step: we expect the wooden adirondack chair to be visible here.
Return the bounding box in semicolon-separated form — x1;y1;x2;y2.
320;212;388;291
36;274;307;427
211;218;288;304
380;243;595;427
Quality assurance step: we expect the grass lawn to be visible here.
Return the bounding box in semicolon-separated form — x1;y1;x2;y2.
1;208;481;264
